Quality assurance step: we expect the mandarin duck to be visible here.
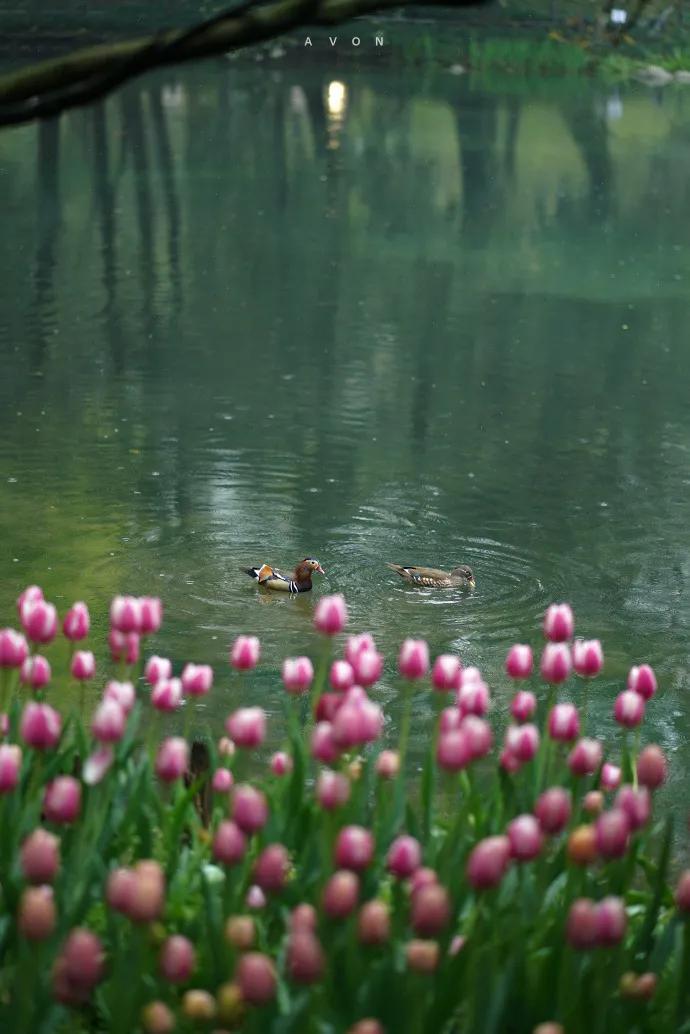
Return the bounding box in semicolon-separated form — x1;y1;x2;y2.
242;557;325;593
386;563;475;589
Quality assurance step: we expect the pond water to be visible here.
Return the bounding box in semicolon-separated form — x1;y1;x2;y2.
1;53;689;816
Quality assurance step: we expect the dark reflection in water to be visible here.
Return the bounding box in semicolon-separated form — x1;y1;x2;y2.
1;65;690;821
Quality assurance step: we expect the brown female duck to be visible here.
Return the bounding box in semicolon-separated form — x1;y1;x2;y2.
243;557;325;594
386;563;475;589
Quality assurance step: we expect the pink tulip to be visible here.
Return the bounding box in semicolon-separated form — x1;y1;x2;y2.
17;585;43;618
71;650;96;682
534;787;572;834
567;899;598;949
181;663;213;697
230;635;261;670
19;886;56;941
462;716;493;759
92;699;126;743
439;706;462;733
500;748;521;774
386;835;422;878
232;784;269;834
44;776;81;823
627;664;657;701
505;644;533;679
151;678;183;712
281;656;314;695
614;690;645;728
437;728;472;771
314;594;348;635
636;745;667;790
0;628;29;667
595;897;627;946
59;928;105;990
315;691;344;723
505;723;540;762
311;721;339;764
287;930;325;984
466;835;511;889
351;648;384;688
601;762;622;791
139;597;163;635
675;872;690;912
246;885;266;910
583;790;604;816
212;768;233;792
595;809;630;858
21;599;58;644
218;736;235;759
432;655;462;691
268;751;291;776
334;826;374;871
457;679;490;717
160;935;195;984
616;785;651;830
568;738;603;776
410;867;439;896
21;828;60;883
253;844;290;893
511;690;536;722
543;603;574;642
398;638;429;680
109;595;142;634
323;870;359;918
226;707;266;748
155;737;189;782
507;814;543;861
236;953;277;1004
83;745;115;785
0;744;22;792
376;749;400;779
332;696;383;748
411;884;450;936
345;634;376;665
108;629;139;665
21;702;61;750
540;643;572;683
572;639;603;677
145;656;172;686
548;703;580;742
62;602;90;641
329;660;354;691
107;861;164;923
104;867;136;916
103;680;135;714
20;654;51;690
316;770;350;810
212;820;247;865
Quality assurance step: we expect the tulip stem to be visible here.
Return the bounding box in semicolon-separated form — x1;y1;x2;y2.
398;682;414;773
632;728;641;790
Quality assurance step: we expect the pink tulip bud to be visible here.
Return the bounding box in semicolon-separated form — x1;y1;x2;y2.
329;660;354;691
595;809;630;858
230;635;261;670
21;827;59;883
411;884;450;936
540;643;572;684
237;952;277;1004
226;707;266;748
281;656;314;695
232;784;269;834
110;861;164;923
601;762;622;791
316;770;350;810
21;599;58;644
62;602;90;641
19;886;56;941
345;634;376;665
511;690;537;722
287;930;325;984
159;935;195;983
181;663;213;697
572;639;603;677
212;820;247;865
457;679;490;718
21;701;61;750
311;721;339;764
17;585;43;618
534;787;572;834
543;603;574;642
139;597;163;635
91;699;126;743
106;867;137;914
109;595;142;634
20;654;51;691
505;644;533;679
323;870;359;918
548;703;580;742
253;844;290;893
151;678;183;712
406;940;439;973
568;738;603;776
145;656;172;686
614;690;645;728
0;628;29;668
440;706;462;733
270;751;292;777
291;903;318;932
675;871;690;912
212;768;233;793
436;728;472;771
246;885;266;910
108;628;139;665
398;638;430;680
314;594;348;635
60;928;105;989
507;814;543;861
335;826;374;871
627;664;657;700
500;748;521;774
386;835;422;878
582;790;604;816
218;736;235;759
594;896;626;946
44;776;81;824
83;745;115;785
462;716;493;759
351;648;384;688
333;698;383;749
567;899;598;949
315;692;343;723
505;723;539;763
103;680;135;714
466;835;511;890
432;654;462;691
616;785;651;830
410;867;439;896
636;745;667;790
155;737;189;782
358;901;391;947
71;650;96;682
375;749;400;779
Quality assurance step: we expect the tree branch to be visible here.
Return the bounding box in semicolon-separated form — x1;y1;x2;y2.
0;0;491;129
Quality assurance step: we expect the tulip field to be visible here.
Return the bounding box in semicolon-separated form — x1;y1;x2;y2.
0;587;689;1033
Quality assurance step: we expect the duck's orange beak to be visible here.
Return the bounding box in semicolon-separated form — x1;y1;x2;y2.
316;563;325;574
